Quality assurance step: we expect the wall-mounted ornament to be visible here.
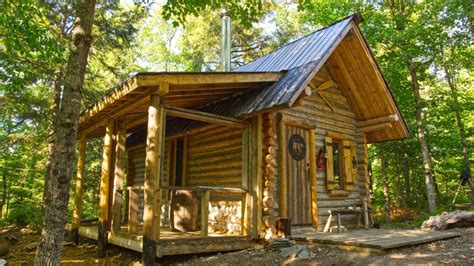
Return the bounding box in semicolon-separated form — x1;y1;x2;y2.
288;134;306;161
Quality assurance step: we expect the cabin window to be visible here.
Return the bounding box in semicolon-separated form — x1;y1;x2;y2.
332;140;343;189
324;135;357;192
174;139;184;186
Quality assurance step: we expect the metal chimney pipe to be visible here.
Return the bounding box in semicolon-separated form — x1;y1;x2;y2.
221;9;231;71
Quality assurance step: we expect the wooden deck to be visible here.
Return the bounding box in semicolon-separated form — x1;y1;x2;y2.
291;229;461;250
66;223;254;257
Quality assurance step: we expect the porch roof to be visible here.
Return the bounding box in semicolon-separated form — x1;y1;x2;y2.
78;72;282;137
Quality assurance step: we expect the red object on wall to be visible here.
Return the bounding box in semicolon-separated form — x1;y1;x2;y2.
317;147;326;169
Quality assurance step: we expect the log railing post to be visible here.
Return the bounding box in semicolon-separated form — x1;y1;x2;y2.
241;192;250;236
111;121;127;232
71;135;86;244
98;120;114;258
142;83;168;265
128;187;138;234
200;190;210;237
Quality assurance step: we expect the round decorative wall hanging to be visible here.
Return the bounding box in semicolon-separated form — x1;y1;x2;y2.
288;134;306;161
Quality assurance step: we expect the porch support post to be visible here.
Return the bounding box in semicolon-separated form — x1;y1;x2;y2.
142;82;168;265
241;126;251;236
309;128;318;228
111;120;127;232
249;115;262;239
278;115;288;217
98;120;114;258
71;135;86;244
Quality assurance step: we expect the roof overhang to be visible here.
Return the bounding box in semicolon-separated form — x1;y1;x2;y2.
324;22;410;143
79;72;282;137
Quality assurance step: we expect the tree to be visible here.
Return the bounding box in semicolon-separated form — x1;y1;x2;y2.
35;0;97;264
425;0;474;206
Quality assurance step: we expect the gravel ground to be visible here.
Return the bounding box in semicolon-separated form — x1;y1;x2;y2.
1;226;473;265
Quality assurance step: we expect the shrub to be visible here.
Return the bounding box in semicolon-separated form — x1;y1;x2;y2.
6;203;43;227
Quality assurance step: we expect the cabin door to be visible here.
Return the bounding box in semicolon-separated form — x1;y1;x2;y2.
284;125;312;225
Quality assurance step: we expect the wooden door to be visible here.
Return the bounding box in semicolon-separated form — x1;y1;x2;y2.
284;125;311;225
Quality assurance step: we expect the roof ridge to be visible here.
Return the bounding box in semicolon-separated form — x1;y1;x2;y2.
234;14;356;72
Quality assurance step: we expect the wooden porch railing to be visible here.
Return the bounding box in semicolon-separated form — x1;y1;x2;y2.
121;185;250;237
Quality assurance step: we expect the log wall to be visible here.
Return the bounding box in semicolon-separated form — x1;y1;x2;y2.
186;125;244;234
127;143;170;225
186;126;243;188
277;67;369;230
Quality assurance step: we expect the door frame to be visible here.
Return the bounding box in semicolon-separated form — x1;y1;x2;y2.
278;114;318;228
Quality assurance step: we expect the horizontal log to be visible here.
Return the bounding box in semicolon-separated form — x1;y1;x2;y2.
138;72;282;86
315;80;338;91
165;106;248;128
358;122;392;133
356;114;399;128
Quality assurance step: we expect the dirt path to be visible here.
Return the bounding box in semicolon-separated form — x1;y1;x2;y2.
1;226;472;265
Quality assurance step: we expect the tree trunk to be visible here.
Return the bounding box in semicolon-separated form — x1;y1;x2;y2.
380;148;391;226
35;1;96;265
0;169;6;219
42;70;63;212
442;63;473;207
407;58;437;214
403;162;411;208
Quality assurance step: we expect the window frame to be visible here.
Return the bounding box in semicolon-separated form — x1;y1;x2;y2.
324;133;357;194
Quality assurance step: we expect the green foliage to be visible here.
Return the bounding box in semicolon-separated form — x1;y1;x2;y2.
5;203;42;228
162;0;267;28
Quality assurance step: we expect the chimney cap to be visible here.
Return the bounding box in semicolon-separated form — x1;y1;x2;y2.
221;8;230;18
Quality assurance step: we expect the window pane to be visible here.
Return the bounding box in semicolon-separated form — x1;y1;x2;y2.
332;141;343;189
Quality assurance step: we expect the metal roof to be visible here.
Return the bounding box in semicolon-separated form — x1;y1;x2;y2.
235;16;353;72
233;15;355;115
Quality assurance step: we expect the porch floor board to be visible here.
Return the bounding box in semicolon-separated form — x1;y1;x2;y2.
66;223;253;257
290;229;460;250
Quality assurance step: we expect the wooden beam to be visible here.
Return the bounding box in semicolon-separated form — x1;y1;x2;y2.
308;82;335;111
142;93;166;265
80;77;141;124
127;187;138;234
249;115;263;238
316;80;337;91
182;136;188;186
79;83;169;137
164;106;249;128
241;125;251;236
97;120;114;258
359;122;392;133
200;190;210;237
137;72;282;86
111;122;127;232
356;114;399;128
308;128;318;229
278;115;288;218
241;192;250;236
71;136;86;244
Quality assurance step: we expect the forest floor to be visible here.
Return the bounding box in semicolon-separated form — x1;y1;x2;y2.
0;225;472;265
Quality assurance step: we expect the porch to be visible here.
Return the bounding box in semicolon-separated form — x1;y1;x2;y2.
70;72;279;262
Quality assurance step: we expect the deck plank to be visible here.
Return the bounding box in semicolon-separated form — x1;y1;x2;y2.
291;229;461;250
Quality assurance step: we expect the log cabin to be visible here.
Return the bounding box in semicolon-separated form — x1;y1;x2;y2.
68;14;409;262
